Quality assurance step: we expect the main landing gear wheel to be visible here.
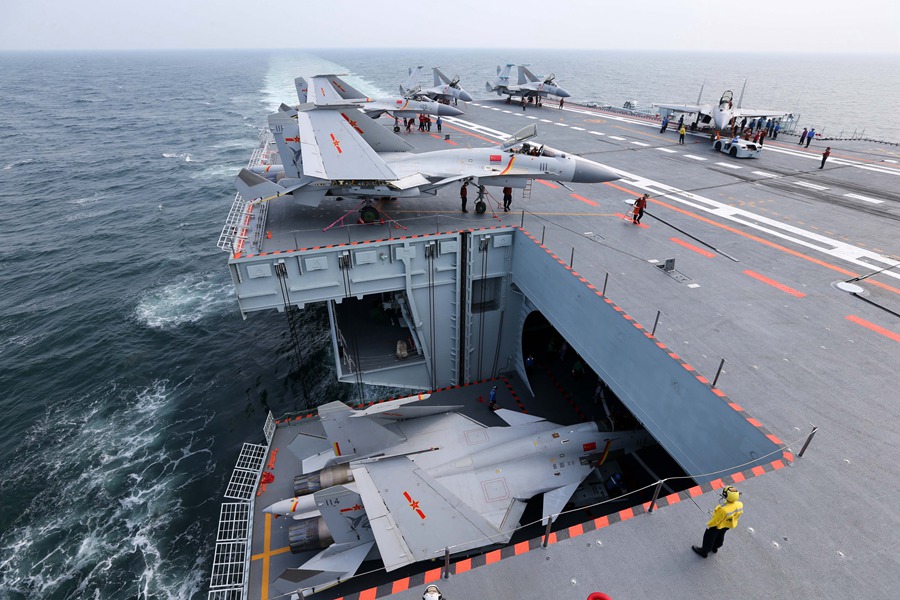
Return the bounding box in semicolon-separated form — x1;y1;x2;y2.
475;200;487;214
360;205;379;223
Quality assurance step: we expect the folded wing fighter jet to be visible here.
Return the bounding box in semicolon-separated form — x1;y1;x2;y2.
486;64;571;103
264;396;651;596
235;75;618;220
296;74;463;119
654;82;787;132
401;66;473;103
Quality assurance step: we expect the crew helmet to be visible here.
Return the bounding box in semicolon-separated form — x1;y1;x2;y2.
723;486;741;503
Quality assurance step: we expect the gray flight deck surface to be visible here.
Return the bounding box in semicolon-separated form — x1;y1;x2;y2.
228;100;899;600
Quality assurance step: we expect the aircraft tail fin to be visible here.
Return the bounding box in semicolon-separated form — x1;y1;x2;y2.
318;401;405;462
295;77;309;104
402;66;422;93
518;66;536;85
433;67;450;86
268;109;302;178
696;79;706;105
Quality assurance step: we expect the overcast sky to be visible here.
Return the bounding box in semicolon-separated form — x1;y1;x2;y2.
1;0;898;54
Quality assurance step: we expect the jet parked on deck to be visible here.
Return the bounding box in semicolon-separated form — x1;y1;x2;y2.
295;74;462;120
654;82;787;132
234;75;618;220
401;66;473;103
263;396;650;596
486;64;570;104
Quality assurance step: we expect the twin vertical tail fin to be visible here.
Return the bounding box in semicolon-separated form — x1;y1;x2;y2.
268;108;302;178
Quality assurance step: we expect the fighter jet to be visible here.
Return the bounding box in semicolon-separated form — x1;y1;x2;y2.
654;82;787;132
264;396;650;596
295;74;463;119
486;64;571;104
234;75;619;221
401;66;473;103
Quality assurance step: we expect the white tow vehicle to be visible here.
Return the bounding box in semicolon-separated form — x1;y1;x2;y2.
713;137;762;158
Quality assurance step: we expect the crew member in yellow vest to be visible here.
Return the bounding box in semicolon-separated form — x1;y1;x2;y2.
692;486;743;558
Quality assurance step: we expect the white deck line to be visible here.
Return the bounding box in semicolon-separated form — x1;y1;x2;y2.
715;162;742;169
656;148;678;153
793;181;829;191
684;155;707;161
844;193;884;204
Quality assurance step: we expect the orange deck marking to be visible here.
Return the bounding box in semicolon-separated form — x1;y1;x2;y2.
743;269;806;298
391;579;410;594
846;315;900;342
358;588;377;600
485;549;502;564
670;237;716;258
751;466;766;476
514;541;530;555
536;179;559;188
570;193;599;206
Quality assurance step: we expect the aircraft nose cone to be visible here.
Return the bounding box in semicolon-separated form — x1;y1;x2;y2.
571;157;619;183
436;103;464;117
556;87;571;98
457;89;474;102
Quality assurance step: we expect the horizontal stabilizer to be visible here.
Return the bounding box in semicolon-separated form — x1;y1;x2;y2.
318;401;405;460
541;482;580;525
494;408;546;427
234;168;304;202
280;540;376;594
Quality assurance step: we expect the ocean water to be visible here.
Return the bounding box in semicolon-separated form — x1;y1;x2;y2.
0;48;896;599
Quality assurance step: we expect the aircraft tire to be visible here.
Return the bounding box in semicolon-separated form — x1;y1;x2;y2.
475;201;486;214
729;146;738;157
360;206;379;223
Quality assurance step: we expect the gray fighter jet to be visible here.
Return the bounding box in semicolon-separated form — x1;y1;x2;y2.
654;82;787;132
401;66;473;103
486;64;571;104
296;74;463;119
234;75;618;220
263;396;650;596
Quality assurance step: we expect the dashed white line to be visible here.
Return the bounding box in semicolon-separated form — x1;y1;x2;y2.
684;155;708;161
526;116;538;119
570;126;585;131
793;181;829;191
752;170;778;178
630;141;650;147
844;193;884;204
589;131;605;136
656;148;678;153
555;122;568;127
609;136;627;141
540;119;552;123
715;162;742;169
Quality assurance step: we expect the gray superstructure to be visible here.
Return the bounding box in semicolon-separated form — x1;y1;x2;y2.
211;93;900;600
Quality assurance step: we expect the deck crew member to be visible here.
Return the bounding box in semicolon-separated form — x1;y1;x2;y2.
820;146;831;169
460;181;469;213
692;486;744;558
502;186;512;212
633;193;648;224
